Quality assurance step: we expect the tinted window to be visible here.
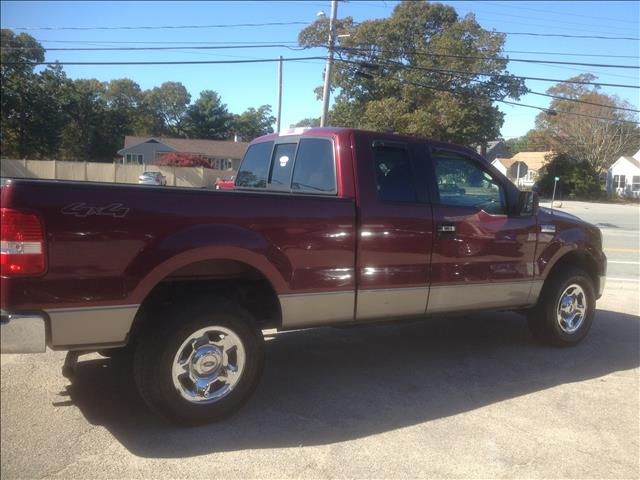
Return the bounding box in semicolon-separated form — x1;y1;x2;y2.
433;152;506;215
291;138;335;193
373;147;417;203
269;143;297;188
235;141;273;188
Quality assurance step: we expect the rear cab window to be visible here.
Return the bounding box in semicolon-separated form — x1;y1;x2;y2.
236;136;336;195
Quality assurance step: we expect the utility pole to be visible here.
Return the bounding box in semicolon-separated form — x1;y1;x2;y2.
320;0;338;127
276;55;283;132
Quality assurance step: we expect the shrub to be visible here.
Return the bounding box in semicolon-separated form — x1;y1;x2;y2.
536;153;602;199
158;152;211;168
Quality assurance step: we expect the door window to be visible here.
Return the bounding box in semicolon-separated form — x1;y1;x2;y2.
433;152;506;215
291;138;336;193
372;146;418;203
235;141;274;188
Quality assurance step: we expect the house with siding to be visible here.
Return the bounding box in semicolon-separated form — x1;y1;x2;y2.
118;136;249;171
607;149;640;198
492;151;554;187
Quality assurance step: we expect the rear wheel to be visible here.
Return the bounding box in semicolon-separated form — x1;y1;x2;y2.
528;267;596;347
133;299;264;425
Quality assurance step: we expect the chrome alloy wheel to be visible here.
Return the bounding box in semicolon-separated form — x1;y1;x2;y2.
556;284;587;334
171;326;246;403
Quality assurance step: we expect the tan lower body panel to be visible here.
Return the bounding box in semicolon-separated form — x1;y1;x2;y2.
46;304;139;348
426;281;539;314
279;291;355;329
356;287;429;321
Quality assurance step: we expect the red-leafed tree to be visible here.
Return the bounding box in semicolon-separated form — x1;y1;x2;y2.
158;152;211;168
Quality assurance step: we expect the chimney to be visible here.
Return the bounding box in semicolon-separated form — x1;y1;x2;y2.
480;143;487;158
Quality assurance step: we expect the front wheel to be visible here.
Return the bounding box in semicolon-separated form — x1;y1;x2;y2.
133;299;264;425
528;267;596;347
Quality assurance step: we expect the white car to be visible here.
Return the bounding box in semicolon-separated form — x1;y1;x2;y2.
138;171;167;186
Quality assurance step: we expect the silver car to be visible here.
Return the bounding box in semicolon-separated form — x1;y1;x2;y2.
138;171;167;186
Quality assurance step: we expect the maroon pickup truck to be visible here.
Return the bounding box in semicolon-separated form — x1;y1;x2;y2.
1;127;606;424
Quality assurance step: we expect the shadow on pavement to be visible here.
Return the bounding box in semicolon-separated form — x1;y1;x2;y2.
63;309;639;458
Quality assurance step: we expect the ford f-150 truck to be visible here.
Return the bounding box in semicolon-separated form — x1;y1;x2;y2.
1;127;606;424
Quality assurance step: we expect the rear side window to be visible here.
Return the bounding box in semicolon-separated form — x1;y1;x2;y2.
235;141;274;188
373;146;417;203
269;143;297;188
292;138;336;193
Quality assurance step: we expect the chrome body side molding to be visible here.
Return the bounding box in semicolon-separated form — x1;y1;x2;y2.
279;291;355;329
356;287;429;321
46;304;139;349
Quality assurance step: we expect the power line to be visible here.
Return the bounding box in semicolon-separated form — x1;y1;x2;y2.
336;46;640;69
339;56;640;111
337;59;640;124
494;31;639;41
2;44;307;52
6;43;638;70
483;1;638;25
5;21;310;31
1;56;325;66
340;56;640;90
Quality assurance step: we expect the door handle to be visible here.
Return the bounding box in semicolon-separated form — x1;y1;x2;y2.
436;224;457;238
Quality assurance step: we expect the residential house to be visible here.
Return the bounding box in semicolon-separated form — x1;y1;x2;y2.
492;151;554;187
607;149;640;198
476;140;510;163
117;136;249;171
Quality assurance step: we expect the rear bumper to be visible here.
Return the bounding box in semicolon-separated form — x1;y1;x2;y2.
0;311;47;353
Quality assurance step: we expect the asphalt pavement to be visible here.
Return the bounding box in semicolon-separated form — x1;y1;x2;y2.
1;201;639;479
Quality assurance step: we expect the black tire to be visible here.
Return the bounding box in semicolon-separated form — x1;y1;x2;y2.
528;267;596;347
133;299;264;425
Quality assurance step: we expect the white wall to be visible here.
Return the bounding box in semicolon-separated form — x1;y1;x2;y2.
608;158;640;198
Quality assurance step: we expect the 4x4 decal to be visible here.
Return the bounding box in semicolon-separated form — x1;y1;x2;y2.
61;202;129;218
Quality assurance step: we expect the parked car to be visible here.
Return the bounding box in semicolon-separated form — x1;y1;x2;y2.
138;171;167;186
214;175;235;190
1;127;606;425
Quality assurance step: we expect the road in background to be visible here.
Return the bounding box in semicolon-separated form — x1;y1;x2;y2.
541;200;640;282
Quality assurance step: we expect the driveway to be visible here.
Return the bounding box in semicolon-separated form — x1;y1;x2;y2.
2;200;639;479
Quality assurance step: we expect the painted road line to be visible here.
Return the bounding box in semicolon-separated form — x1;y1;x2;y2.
605;248;640;253
608;261;640;265
606;277;640;282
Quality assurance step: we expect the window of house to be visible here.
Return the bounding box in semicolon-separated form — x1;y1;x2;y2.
125;153;143;164
613;175;626;189
372;145;417;203
632;176;640;191
433;152;506;215
269;143;297;189
291;138;336;193
235;141;274;188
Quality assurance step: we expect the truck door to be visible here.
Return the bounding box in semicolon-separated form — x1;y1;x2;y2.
426;148;538;314
354;133;434;321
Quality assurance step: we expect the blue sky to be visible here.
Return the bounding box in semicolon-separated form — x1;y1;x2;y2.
1;0;638;139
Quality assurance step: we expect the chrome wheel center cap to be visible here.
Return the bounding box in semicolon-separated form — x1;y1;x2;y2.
192;346;222;376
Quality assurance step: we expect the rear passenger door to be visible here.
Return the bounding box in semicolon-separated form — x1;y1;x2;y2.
354;134;434;321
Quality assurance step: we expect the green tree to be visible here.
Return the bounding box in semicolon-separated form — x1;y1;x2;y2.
143;81;191;137
537;153;602;199
531;74;640;174
298;1;526;145
183;90;233;139
232;105;275;141
1;29;46;158
292;117;320;128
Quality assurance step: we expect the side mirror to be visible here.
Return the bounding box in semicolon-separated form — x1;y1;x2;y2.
518;190;539;216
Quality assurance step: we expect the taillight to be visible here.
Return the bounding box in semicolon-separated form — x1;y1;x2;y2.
0;208;46;277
